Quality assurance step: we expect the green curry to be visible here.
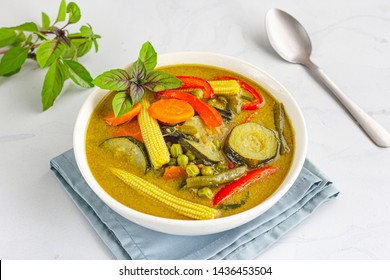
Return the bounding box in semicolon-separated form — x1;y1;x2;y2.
85;64;295;220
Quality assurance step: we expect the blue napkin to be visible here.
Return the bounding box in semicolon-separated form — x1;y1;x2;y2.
50;149;339;260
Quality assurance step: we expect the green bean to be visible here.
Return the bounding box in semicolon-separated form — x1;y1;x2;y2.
274;102;290;155
185;166;247;188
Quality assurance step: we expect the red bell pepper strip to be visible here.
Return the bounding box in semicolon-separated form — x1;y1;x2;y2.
177;76;215;99
155;90;222;128
215;76;263;110
213;166;278;206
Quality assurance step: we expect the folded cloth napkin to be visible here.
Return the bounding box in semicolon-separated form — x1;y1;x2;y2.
50;149;339;260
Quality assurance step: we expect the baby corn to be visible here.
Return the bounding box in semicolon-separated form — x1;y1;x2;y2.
138;96;170;169
208;80;241;96
111;168;219;220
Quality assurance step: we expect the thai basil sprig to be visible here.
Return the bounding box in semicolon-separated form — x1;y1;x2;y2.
93;41;182;117
0;0;100;110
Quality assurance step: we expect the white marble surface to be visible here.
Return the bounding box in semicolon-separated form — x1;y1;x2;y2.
1;0;389;260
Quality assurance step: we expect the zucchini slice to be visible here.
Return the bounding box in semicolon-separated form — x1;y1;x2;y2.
224;122;279;167
100;136;151;174
179;138;226;166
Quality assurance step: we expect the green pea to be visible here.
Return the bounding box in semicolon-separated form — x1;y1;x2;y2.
197;187;213;199
186;164;200;177
215;163;228;172
170;143;183;158
191;88;204;99
212;139;221;150
185;150;196;161
201;166;214;176
177;154;189;167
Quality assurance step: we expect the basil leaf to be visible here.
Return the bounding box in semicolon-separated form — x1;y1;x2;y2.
41;12;51;31
143;70;182;92
76;40;92;57
79;24;100;39
77;25;100;53
130;59;146;82
66;2;81;24
55;0;67;23
92;69;131;90
41;59;67;111
0;28;17;48
9;22;39;32
63;60;93;88
68;35;92;57
129;83;145;105
36;39;66;68
0;46;29;76
92;38;99;52
25;34;33;45
138;41;157;72
80;25;93;37
61;43;76;59
112;91;132;117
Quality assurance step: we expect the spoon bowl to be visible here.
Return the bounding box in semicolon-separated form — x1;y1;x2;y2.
265;8;390;148
266;9;312;64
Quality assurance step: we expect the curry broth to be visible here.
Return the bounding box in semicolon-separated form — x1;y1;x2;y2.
85;64;295;219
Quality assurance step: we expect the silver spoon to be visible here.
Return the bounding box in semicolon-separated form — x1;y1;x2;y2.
265;8;390;148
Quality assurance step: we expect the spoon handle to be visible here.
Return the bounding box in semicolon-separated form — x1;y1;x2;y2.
304;60;390;148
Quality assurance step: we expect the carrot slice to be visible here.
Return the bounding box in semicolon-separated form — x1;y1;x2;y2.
111;119;144;142
162;166;188;180
155;90;222;128
104;102;142;126
148;98;195;124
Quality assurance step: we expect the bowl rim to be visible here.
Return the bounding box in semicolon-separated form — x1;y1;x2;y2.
73;51;307;235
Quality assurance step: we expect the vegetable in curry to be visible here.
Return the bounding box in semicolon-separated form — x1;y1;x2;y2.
85;64;295;220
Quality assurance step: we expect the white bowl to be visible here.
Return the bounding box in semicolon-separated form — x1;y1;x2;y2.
73;52;307;236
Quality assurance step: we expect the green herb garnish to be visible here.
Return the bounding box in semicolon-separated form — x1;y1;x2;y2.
0;0;100;110
92;41;182;118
